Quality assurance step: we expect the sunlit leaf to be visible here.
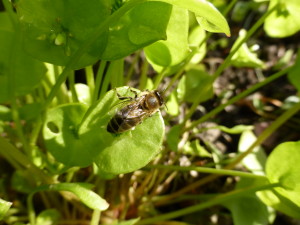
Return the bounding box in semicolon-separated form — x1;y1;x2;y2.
264;0;300;37
102;2;172;60
258;141;300;219
36;209;61;225
144;6;189;67
231;29;265;68
0;198;12;220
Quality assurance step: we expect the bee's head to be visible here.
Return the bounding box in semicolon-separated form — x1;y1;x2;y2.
153;90;164;107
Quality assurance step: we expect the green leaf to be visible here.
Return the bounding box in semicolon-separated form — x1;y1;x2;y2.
166;124;182;151
43;103;93;167
165;91;179;116
238;131;267;175
162;0;230;36
288;49;300;92
0;105;11;121
0;13;46;103
113;218;140;225
219;125;254;134
16;0;110;69
47;183;109;211
36;209;61;225
223;177;273;225
101;2;172;60
230;29;265;68
180;65;214;103
73;84;91;105
79;87;165;176
0;198;12;220
264;0;300;38
258;141;300;219
183;139;211;157
11;170;36;194
188;26;207;64
224;195;270;225
144;6;189;67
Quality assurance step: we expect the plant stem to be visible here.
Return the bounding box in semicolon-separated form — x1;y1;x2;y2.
86;66;95;100
27;194;36;225
153;68;167;90
0;136;51;184
126;51;141;84
226;101;300;169
137;183;280;224
99;63;113;99
69;71;79;103
147;164;266;180
182;4;278;124
92;60;107;104
139;59;149;90
90;210;101;225
184;66;292;132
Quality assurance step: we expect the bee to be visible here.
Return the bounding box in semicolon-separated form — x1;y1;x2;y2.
107;89;164;134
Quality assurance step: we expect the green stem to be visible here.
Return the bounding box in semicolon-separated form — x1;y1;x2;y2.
153;68;167;90
212;4;278;80
86;66;95;100
27;194;36;225
137;183;280;224
147;164;266;180
164;49;197;94
90;210;101;225
226;101;300;170
184;66;292;132
2;0;18;28
99;63;113;99
69;71;79;102
92;60;107;104
182;4;278;124
0;136;51;184
126;51;141;84
139;59;149;90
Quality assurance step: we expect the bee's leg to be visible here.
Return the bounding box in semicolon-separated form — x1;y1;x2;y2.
117;92;133;101
114;88;133;101
128;88;138;99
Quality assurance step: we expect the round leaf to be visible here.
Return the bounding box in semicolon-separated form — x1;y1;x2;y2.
79;87;165;176
266;141;300;207
161;0;230;36
264;0;300;38
257;141;300;218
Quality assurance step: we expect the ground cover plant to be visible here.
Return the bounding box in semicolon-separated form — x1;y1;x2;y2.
0;0;300;224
